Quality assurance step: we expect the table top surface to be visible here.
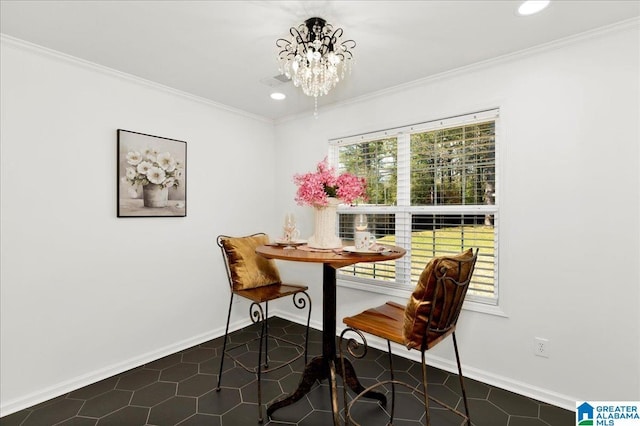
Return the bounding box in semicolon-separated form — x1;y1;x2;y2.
256;244;406;268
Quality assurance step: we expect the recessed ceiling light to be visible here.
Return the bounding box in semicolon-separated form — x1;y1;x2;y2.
518;0;550;16
270;92;286;100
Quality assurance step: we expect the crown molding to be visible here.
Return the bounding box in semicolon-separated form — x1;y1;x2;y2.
275;17;640;125
0;33;274;125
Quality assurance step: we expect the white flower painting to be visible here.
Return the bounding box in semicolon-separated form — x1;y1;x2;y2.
117;129;187;217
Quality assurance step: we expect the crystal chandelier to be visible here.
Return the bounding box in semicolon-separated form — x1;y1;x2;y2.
276;17;355;113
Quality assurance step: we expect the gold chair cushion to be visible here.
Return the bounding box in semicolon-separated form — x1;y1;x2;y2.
403;249;474;350
221;234;281;291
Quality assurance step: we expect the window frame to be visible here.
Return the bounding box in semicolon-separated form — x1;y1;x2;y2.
330;109;503;314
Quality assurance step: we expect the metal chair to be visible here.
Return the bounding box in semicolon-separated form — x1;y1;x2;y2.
216;233;311;423
339;249;478;426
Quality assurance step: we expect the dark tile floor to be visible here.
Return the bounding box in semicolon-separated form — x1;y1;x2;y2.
0;317;574;426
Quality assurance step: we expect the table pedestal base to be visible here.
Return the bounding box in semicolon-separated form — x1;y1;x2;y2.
266;355;386;423
252;251;405;425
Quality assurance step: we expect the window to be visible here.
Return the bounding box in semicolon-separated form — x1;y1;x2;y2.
330;109;499;305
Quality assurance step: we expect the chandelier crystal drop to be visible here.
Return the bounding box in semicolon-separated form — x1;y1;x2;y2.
276;17;355;107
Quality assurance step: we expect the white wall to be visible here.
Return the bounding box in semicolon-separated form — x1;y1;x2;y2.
0;37;282;414
273;22;640;409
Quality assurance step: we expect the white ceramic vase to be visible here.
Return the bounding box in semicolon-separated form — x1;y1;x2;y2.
307;197;342;249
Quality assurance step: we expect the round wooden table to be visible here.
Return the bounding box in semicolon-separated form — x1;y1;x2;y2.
256;244;406;425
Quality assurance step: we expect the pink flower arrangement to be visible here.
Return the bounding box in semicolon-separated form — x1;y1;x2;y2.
294;158;367;207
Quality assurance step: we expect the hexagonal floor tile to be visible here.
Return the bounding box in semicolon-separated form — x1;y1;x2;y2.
347;399;391;426
298;409;341;426
57;416;100;426
507;416;553;426
148;396;196;426
426;383;463;410
199;355;228;376
130;381;176;407
96;406;149;425
176;413;222;426
240;378;284;406
181;347;216;364
381;390;426;422
77;390;133;418
220;402;264;424
159;362;198;382
488;387;539;417
540;403;575;424
466;399;509;426
144;353;182;370
445;374;491;399
215;365;256;389
116;368;159;391
198;388;242;415
20;398;84;426
177;373;217;397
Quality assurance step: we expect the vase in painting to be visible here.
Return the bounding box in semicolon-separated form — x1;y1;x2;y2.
143;184;168;208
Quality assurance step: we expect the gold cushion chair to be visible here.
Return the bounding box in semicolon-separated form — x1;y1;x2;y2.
340;249;478;426
216;233;311;423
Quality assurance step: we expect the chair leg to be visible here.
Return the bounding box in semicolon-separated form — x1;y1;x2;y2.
421;350;431;426
254;302;266;423
290;291;312;365
387;340;396;425
263;302;269;369
216;293;234;391
301;292;311;365
338;330;349;426
452;332;471;425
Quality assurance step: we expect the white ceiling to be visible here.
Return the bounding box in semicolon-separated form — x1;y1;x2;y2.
1;1;638;121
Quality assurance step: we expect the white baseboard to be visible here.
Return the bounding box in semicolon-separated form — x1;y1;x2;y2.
0;318;252;417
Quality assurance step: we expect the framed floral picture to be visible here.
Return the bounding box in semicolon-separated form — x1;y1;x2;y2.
117;129;187;217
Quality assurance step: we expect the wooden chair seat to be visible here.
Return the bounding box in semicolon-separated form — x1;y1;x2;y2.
343;301;406;345
237;283;309;303
343;300;456;354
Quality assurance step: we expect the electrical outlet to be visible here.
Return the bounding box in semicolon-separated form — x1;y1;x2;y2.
534;337;550;358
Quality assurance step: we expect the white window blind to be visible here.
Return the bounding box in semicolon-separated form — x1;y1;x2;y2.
331;109;499;305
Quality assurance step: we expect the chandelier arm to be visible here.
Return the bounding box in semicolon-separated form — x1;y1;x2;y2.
276;39;296;61
339;44;356;60
325;28;356;56
342;40;356;49
335;41;356;61
276;43;293;58
324;28;342;54
290;26;307;46
330;27;344;40
277;50;296;60
340;51;354;60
